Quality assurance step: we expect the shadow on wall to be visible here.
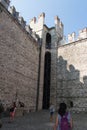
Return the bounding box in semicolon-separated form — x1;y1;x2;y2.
57;56;87;110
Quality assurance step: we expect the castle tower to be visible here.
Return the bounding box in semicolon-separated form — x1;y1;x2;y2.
29;13;45;110
29;13;64;110
42;15;64;109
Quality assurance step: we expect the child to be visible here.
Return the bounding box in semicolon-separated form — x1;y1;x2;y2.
49;104;55;122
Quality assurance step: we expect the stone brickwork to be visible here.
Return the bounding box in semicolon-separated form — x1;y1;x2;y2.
0;3;40;111
57;38;87;112
29;13;63;109
29;12;46;110
42;16;63;108
1;0;87;113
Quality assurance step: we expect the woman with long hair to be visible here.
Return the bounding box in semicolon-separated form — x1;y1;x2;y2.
53;102;73;130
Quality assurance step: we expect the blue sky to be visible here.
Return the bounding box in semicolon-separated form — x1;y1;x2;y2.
10;0;87;38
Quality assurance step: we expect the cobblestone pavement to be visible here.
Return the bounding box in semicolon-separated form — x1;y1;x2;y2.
1;110;87;130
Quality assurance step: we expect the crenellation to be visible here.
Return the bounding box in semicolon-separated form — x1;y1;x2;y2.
9;6;19;19
8;5;39;41
54;16;60;25
18;16;26;28
9;5;30;34
38;12;45;18
38;12;45;24
30;17;36;24
78;27;87;40
68;32;76;43
67;28;87;43
54;16;63;39
29;17;37;33
29;13;45;38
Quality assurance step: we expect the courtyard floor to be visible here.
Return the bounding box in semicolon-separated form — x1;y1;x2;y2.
1;110;87;130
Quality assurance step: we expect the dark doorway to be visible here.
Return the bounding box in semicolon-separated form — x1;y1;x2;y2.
43;52;51;109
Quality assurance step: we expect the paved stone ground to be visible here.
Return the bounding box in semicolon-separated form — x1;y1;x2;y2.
0;110;87;130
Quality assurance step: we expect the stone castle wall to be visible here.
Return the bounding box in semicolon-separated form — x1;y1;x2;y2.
0;3;40;111
29;13;45;110
50;29;58;107
1;0;87;112
57;38;87;112
42;16;64;108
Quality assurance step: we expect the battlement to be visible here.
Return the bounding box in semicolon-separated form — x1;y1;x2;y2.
38;12;45;18
2;0;87;45
0;1;40;43
67;28;87;43
9;6;26;28
29;12;45;26
18;16;26;28
38;12;45;23
0;1;64;40
29;12;45;38
0;0;10;9
55;16;63;28
54;16;63;39
9;6;19;19
30;17;36;24
8;5;39;41
68;32;76;43
78;28;87;40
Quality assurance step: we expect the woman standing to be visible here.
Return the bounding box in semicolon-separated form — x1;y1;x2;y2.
53;102;73;130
